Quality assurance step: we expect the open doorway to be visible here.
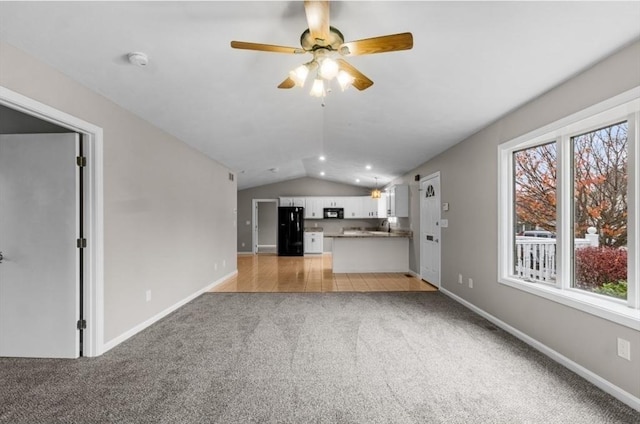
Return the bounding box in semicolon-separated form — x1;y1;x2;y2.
0;86;104;357
252;199;278;254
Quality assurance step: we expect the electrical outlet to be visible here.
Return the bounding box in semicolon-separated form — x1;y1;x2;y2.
223;259;226;268
468;278;473;288
458;274;463;284
241;242;245;247
145;290;151;302
617;338;631;361
214;263;218;271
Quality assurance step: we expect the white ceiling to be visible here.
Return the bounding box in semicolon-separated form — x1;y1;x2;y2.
1;1;639;190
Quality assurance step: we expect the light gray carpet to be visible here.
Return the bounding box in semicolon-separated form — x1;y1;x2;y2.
1;292;638;423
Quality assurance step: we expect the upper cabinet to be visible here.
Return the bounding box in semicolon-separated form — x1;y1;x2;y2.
305;197;324;219
377;193;388;218
362;196;380;218
387;185;409;217
279;197;305;207
344;197;363;219
323;197;345;208
278;195;390;219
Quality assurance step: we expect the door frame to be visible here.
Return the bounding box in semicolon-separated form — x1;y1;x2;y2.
0;86;104;357
419;171;441;287
251;199;278;254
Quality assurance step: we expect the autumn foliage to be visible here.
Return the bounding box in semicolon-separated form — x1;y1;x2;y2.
574;247;627;290
514;123;628;247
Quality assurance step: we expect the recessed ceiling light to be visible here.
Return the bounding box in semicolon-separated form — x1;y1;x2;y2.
365;165;372;170
356;179;360;183
320;171;325;176
319;155;326;161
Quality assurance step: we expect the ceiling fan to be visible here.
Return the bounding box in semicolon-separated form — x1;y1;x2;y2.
230;0;413;97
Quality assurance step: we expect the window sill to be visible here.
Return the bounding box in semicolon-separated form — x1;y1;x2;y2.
499;276;640;330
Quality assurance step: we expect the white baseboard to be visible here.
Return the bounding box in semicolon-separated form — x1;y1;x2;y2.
237;251;254;255
102;270;237;354
440;287;640;412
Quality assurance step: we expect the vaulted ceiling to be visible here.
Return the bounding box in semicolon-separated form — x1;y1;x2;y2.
1;1;639;189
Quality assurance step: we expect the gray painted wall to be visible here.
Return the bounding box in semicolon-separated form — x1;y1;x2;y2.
391;41;640;399
0;41;237;344
237;177;379;252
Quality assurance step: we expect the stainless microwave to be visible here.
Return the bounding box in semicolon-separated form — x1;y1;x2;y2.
323;208;344;219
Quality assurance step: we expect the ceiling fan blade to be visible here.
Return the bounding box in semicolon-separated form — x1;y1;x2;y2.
230;41;304;55
336;59;373;91
339;32;413;56
278;77;296;89
304;1;330;45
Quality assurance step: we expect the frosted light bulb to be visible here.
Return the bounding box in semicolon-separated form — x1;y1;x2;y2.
310;78;325;97
289;64;309;87
320;58;339;80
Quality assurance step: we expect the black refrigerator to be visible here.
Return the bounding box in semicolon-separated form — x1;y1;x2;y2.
278;206;304;256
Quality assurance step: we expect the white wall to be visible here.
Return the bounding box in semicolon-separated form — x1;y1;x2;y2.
0;41;237;346
394;41;640;400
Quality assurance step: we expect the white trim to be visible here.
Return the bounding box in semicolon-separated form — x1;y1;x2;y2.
237;251;254;255
102;270;237;353
627;111;639;309
440;287;640;412
498;88;640;330
252;199;278;255
0;86;105;357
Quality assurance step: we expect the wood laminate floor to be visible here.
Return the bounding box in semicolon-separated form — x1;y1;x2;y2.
211;254;438;293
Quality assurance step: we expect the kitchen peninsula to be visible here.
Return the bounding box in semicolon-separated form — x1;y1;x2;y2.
327;230;411;273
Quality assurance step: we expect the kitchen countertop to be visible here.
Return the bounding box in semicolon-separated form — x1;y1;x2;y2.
325;230;411;238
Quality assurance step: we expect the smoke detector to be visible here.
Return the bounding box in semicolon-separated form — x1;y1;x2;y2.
128;52;149;67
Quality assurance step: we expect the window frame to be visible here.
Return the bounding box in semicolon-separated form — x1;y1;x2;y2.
498;88;640;330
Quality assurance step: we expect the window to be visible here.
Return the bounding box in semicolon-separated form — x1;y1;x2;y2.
572;122;628;300
499;89;640;329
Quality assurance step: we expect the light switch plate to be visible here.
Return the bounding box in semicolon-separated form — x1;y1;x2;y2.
443;202;449;211
440;219;449;228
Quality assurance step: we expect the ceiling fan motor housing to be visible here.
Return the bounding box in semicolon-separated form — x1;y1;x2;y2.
300;26;345;51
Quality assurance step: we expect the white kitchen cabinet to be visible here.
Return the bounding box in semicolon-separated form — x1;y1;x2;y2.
377;193;388;218
386;185;409;217
305;197;324;219
304;232;324;254
323;197;345;208
344;197;363;219
361;196;379;218
279;197;305;207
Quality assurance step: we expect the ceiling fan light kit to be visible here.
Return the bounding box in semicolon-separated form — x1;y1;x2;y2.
230;0;413;101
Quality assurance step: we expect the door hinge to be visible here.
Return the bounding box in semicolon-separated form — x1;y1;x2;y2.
77;238;87;248
77;319;87;330
76;156;87;167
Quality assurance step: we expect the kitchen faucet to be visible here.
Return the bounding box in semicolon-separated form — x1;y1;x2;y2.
381;219;391;233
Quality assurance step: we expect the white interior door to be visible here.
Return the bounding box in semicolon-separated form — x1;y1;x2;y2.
0;133;79;358
420;174;441;287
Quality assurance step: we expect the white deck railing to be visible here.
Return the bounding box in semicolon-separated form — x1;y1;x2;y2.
515;234;598;283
